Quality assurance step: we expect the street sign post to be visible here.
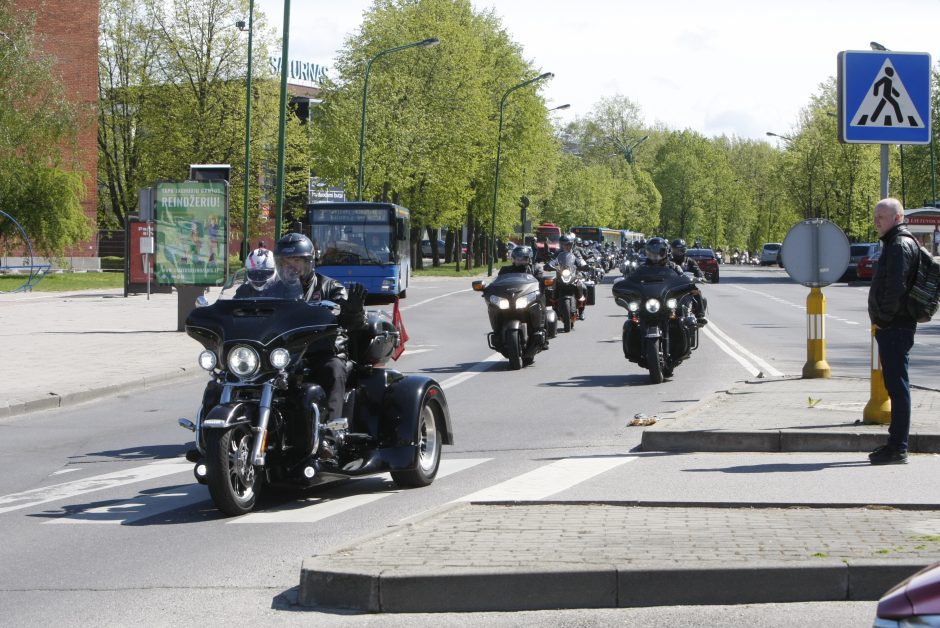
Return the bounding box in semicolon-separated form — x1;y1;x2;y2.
838;50;932;145
781;219;850;379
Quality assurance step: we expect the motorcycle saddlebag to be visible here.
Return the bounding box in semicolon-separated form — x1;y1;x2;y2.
585;282;596;306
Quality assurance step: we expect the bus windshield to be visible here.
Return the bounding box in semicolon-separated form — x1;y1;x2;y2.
310;222;393;266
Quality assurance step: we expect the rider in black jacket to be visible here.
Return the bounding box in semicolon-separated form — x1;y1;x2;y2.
272;232;368;427
671;239;708;325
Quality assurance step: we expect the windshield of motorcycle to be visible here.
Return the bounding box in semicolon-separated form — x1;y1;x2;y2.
484;272;539;297
613;266;694;299
552;251;578;271
186;270;340;350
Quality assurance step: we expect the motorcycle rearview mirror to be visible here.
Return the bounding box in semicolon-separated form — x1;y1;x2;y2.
472;280;486;291
195;295;210;308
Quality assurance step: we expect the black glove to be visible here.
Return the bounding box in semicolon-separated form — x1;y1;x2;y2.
343;282;366;313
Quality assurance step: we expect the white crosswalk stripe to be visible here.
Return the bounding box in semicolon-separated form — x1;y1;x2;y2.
454;456;636;502
14;455;640;526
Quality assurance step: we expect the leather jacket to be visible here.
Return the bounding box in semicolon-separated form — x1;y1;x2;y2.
868;223;919;329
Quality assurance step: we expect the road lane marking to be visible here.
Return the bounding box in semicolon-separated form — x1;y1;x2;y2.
705;321;785;377
700;326;760;378
230;458;491;524
439;352;504;390
454;456;636;502
0;459;191;516
400;288;473;311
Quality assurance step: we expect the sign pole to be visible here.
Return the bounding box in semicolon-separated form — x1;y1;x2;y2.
803;287;831;378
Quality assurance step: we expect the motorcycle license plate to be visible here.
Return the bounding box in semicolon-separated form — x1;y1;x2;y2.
645;327;661;338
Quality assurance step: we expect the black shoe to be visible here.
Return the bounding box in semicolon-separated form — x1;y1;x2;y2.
696;316;708;327
869;445;908;465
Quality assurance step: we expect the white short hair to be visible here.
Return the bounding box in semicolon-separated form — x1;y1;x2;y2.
876;197;904;218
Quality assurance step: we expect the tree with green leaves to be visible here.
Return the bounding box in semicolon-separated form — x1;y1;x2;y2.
311;0;559;268
0;0;90;257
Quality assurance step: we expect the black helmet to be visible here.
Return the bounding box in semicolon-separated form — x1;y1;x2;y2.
510;245;533;266
274;232;315;286
671;238;687;262
645;237;670;264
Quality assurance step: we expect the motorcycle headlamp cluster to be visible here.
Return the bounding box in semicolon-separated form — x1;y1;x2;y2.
666;298;678;309
269;348;291;370
628;301;640;312
515;292;538;309
227;345;260;378
489;295;511;310
645;298;661;313
560;268;572;283
198;350;217;371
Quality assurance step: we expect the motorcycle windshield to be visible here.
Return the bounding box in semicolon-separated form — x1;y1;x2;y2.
553;251;578;270
613;266;693;299
485;272;539;298
185;271;339;349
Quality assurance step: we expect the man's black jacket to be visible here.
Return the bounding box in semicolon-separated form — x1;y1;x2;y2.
868;223;919;329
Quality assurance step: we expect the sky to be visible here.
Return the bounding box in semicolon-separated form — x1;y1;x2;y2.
255;0;940;144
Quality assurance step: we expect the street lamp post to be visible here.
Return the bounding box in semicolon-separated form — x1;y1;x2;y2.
237;3;255;261
274;0;291;240
548;103;570;113
488;72;554;276
356;38;439;201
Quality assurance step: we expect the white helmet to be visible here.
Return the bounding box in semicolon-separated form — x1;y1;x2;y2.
245;248;275;290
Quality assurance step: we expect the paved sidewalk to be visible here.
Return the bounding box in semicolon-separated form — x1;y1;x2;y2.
300;501;939;611
0;288;203;418
641;376;940;453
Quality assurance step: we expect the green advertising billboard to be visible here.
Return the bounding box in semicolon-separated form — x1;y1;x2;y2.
154;181;228;285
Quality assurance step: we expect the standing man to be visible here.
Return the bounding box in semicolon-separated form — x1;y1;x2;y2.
868;197;919;465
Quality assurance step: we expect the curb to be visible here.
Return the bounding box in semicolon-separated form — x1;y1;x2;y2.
299;556;928;612
641;428;940;453
0;367;203;420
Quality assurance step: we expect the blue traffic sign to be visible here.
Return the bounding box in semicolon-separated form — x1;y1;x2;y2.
838;50;932;144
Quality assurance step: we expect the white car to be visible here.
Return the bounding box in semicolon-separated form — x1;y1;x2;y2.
760;243;782;265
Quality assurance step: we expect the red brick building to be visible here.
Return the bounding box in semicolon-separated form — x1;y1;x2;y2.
14;0;99;257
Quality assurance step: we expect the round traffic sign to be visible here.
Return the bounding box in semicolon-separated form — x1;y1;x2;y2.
781;219;850;287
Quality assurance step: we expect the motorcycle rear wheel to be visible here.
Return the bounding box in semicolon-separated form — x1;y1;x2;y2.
646;337;664;384
392;397;443;488
506;329;523;370
205;424;261;516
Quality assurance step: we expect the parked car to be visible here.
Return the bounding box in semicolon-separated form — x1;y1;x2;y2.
760;243;782;265
874;560;940;627
857;248;881;281
686;248;719;283
420;239;446;258
841;242;880;282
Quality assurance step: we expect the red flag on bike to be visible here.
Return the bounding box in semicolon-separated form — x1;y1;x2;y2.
392;296;409;360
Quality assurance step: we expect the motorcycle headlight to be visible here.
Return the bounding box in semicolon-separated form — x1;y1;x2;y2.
666;298;678;309
269;348;291;370
198;350;217;371
561;268;572;283
645;298;661;313
489;295;510;310
628;301;640;312
515;292;538;308
227;345;260;378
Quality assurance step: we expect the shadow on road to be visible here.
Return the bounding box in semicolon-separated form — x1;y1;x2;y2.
683;461;871;474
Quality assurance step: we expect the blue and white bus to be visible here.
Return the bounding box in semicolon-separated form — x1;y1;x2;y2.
305;202;410;303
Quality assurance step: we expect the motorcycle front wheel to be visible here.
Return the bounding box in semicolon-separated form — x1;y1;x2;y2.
392;396;443;488
646;337;664;384
205;424;261;516
506;329;523;370
558;302;572;332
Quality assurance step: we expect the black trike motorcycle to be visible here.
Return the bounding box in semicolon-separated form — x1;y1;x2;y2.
612;267;702;384
178;274;453;516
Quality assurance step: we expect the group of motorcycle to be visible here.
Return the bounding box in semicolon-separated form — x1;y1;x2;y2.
471;239;618;370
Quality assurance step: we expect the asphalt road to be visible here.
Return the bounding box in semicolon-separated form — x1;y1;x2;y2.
1;264;932;626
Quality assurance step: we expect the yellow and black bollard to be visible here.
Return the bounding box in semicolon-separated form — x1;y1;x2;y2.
863;324;891;424
802;287;831;378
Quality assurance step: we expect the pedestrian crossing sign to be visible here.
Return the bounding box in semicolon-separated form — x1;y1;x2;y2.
838;50;932;144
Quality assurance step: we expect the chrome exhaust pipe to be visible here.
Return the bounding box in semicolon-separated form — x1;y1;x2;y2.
178;418;196;432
